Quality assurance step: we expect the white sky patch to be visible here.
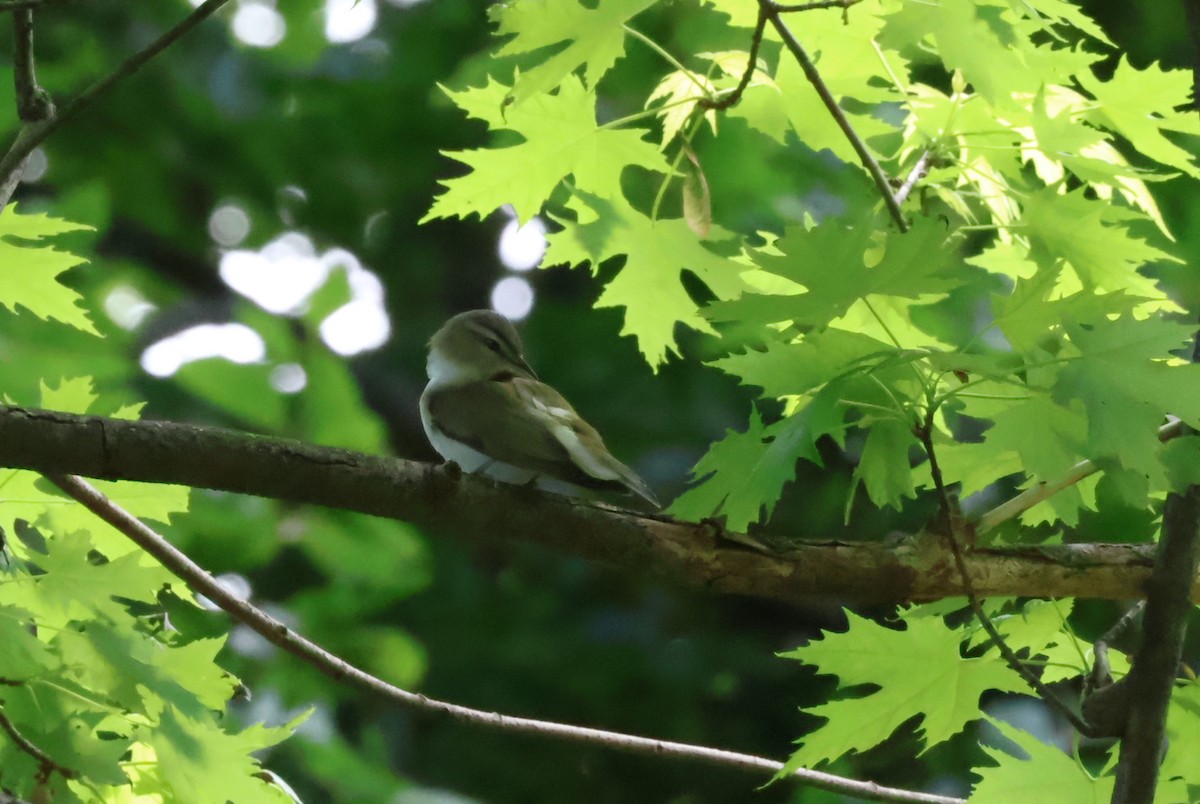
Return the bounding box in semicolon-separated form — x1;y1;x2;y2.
232;3;286;48
208;203;251;247
325;0;377;43
491;276;534;321
140;323;266;378
498;215;547;271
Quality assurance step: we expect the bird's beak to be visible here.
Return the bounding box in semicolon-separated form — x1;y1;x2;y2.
516;355;539;380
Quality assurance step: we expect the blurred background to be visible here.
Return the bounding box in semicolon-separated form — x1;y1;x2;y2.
0;0;1197;801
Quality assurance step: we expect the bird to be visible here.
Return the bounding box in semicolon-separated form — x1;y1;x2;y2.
419;310;660;508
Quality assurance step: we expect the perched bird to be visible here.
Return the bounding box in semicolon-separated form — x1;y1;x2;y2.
419;310;660;507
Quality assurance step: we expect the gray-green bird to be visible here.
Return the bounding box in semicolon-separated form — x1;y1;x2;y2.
419;310;659;507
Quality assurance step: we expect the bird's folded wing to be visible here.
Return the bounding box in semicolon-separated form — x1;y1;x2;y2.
424;379;605;488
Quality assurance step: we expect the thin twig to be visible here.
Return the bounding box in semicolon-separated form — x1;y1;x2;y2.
759;0;909;231
893;150;932;207
44;473;963;804
918;412;1098;737
1099;601;1145;648
977;419;1189;534
698;9;768;111
773;0;861;11
0;0;233;192
0;0;82;8
12;9;54;122
0;708;78;781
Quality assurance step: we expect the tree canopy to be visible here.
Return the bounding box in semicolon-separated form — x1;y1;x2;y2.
0;0;1198;802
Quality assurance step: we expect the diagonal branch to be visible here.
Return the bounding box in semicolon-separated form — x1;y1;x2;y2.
46;473;964;804
0;404;1189;604
917;412;1098;737
0;0;234;200
759;0;909;231
0;708;77;781
698;9;768;111
977;419;1188;534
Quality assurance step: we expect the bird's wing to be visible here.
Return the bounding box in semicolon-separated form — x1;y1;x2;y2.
427;378;660;506
512;379;661;508
424;379;599;487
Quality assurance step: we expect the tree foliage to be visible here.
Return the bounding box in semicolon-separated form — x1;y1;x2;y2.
0;0;1198;801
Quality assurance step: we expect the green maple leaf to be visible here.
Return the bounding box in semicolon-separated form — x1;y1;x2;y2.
1079;56;1200;177
493;0;656;106
30;530;162;624
855;417;918;509
988;260;1141;353
712;328;894;398
779;611;1028;770
1161;684;1200;790
0;378;189;559
1057;316;1200;483
971;716;1115;802
880;0;1038;106
1021;189;1178;302
709;216;957;330
544;196;745;367
424;76;668;223
670;391;841;530
150;705;298;803
0;203;97;334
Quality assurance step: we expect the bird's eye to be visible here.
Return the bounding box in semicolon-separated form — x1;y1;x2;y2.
486;338;502;353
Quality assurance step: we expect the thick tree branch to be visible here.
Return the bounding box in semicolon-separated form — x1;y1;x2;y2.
1111;487;1200;802
759;0;909;231
46;474;963;804
0;0;233;197
0;404;1191;604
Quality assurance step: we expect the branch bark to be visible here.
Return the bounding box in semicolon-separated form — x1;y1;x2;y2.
0;404;1191;604
46;474;965;804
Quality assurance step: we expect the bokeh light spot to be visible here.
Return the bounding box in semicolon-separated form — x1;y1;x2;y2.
140;323;266;378
498;215;547;272
491;276;534;321
208;203;251;247
325;0;377;43
232;4;286;48
270;363;308;394
103;285;157;330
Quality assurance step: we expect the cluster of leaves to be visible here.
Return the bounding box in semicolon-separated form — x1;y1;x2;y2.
427;0;1200;796
0;210;303;801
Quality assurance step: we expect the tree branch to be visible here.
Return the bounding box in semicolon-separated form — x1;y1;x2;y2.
759;0;909;231
917;414;1097;737
0;6;55;209
773;0;861;12
0;708;77;781
698;9;768;111
977;419;1189;535
1110;306;1200;797
45;474;964;804
893;150;932;207
0;0;233;197
0;404;1190;604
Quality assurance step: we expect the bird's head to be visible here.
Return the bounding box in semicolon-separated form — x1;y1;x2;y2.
426;309;538;384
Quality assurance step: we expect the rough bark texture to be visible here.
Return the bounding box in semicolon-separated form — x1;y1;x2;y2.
0;404;1189;605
